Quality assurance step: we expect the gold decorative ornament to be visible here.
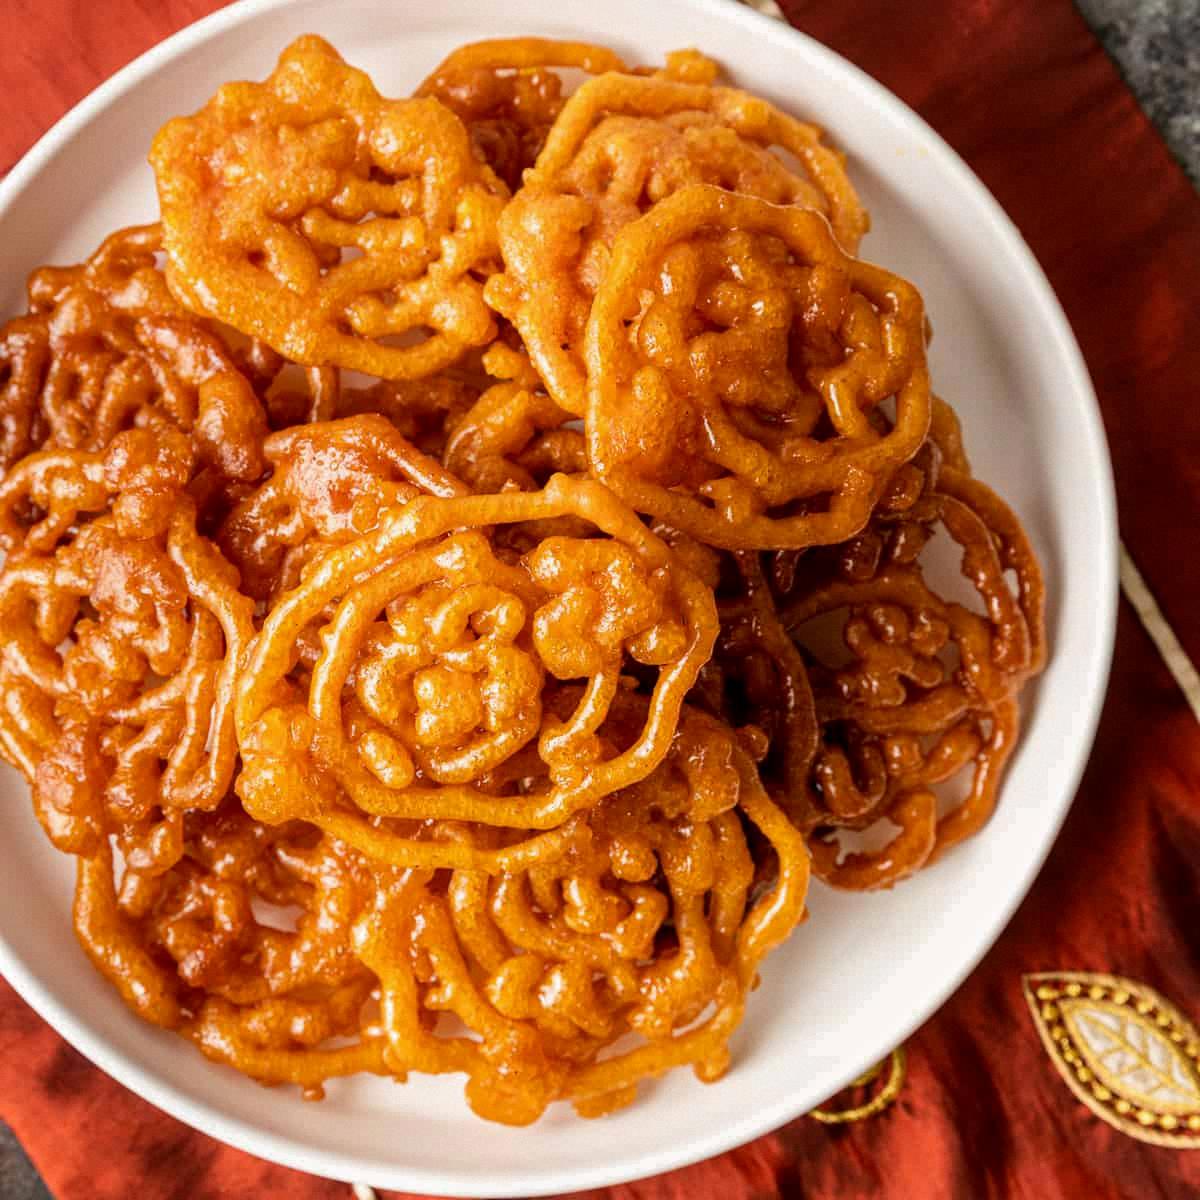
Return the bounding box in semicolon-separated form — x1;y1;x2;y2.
1023;971;1200;1147
809;1047;907;1124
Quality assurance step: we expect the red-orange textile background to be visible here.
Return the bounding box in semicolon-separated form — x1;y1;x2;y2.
2;1;1200;1196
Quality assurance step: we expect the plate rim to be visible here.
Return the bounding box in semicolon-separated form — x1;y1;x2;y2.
0;0;1119;1194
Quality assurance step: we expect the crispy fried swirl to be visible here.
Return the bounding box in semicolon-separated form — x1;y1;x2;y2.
0;225;268;483
693;545;821;820
219;415;466;603
75;805;386;1084
443;342;582;492
235;476;717;860
417;38;628;190
585;185;928;549
151;35;508;380
350;710;809;1123
780;428;1045;889
485;71;867;415
0;460;253;858
91;709;808;1123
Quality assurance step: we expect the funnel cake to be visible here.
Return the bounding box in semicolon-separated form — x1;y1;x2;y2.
151;35;507;380
0;225;267;484
781;417;1045;889
235;474;719;869
0;438;253;864
417;38;629;190
585;185;928;550
485;71;867;415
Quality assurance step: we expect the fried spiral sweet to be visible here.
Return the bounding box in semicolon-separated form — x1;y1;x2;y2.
73;707;808;1122
76;804;386;1079
417;38;629;190
694;546;821;821
0;31;1047;1125
0;225;268;484
219;414;466;603
151;35;508;380
349;708;809;1123
485;69;867;415
443;342;583;492
586;185;929;549
780;421;1045;890
0;439;254;860
235;475;718;864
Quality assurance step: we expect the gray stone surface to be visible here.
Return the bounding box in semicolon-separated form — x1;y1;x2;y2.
1077;0;1200;183
0;1125;50;1200
1;1;1197;1197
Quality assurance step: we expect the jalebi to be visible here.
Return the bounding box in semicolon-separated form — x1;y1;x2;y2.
0;32;1045;1124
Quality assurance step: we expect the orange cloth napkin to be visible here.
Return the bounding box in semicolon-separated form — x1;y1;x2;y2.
3;1;1200;1196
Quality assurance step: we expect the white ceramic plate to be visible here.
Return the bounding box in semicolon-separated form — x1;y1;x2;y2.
0;0;1117;1194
